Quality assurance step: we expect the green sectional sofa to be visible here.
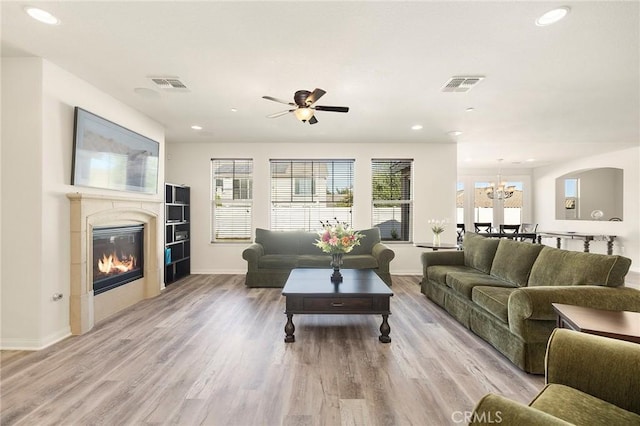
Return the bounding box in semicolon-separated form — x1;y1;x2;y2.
242;228;395;287
470;329;640;425
421;232;640;374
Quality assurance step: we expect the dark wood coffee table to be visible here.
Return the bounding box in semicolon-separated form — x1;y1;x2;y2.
282;268;393;343
552;303;640;344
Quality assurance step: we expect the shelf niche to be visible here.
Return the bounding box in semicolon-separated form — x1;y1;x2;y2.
165;183;191;284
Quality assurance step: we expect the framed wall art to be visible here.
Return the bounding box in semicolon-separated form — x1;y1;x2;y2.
71;107;159;194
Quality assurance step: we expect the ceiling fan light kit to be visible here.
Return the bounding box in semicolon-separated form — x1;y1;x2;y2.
293;108;314;122
263;88;349;124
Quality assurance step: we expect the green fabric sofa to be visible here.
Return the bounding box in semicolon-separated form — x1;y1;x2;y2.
242;228;395;287
470;328;640;425
421;232;639;374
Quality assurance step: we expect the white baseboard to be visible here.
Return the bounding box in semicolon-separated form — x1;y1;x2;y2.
1;328;71;351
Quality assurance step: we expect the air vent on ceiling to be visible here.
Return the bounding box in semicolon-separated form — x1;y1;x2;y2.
441;76;485;92
148;77;189;92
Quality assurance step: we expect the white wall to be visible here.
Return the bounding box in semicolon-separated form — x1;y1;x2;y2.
166;142;457;275
533;146;640;273
1;58;44;348
1;58;165;349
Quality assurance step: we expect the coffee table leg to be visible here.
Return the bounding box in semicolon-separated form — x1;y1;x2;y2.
379;314;391;343
284;314;295;343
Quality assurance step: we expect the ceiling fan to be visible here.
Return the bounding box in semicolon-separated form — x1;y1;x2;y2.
262;88;349;124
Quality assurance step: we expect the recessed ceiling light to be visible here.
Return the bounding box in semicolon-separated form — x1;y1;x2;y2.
536;7;570;27
24;7;60;25
448;131;463;136
230;108;238;112
465;107;475;112
411;125;423;130
526;158;536;162
191;125;203;130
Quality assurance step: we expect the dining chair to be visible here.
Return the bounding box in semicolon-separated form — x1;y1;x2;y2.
499;224;520;239
473;222;492;233
456;223;465;244
519;223;538;242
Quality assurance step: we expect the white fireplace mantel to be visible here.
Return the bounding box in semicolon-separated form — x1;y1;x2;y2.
67;193;164;334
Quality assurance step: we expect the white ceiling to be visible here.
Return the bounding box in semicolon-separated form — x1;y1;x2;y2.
2;1;639;169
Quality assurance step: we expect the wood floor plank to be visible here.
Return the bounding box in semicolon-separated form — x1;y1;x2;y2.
1;274;544;425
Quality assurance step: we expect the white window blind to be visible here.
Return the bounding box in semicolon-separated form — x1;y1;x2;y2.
371;159;413;241
270;159;354;231
211;159;253;242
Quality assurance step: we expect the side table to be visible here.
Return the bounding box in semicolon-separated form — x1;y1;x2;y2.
552;303;640;344
414;242;459;251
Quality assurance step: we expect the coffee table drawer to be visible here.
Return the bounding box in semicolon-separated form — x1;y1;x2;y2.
303;297;372;312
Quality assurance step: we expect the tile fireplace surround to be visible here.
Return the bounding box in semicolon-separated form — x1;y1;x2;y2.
67;193;163;335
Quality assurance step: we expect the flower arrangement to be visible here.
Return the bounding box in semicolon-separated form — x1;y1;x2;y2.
315;219;364;254
428;219;448;235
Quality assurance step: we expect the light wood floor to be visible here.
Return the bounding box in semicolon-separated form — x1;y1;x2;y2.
1;275;544;425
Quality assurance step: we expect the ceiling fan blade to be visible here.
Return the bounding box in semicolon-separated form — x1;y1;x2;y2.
266;109;294;118
309;115;318;125
262;96;295;106
314;105;349;113
305;88;326;106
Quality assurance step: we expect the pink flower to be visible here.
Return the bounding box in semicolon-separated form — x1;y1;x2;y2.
329;237;339;246
322;231;331;242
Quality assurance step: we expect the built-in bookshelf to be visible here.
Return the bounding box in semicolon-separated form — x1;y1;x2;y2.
165;183;190;284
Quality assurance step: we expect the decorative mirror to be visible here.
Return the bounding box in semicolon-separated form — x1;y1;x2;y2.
555;168;623;221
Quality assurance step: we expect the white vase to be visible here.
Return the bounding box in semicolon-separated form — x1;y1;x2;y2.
433;233;441;246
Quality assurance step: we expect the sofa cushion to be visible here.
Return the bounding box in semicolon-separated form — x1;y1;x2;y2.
446;271;516;300
427;265;478;286
530;384;640;425
463;232;500;274
255;228;303;255
297;254;331;268
490;239;544;287
528;246;632;287
342;254;379;269
349;228;381;255
297;232;325;255
472;286;516;323
258;255;299;269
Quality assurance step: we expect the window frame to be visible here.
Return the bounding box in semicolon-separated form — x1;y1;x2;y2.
270;159;355;232
371;159;414;242
211;158;253;243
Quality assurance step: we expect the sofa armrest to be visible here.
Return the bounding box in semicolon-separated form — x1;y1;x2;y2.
508;285;640;340
371;242;395;272
509;285;640;324
420;251;465;278
469;393;571;426
546;329;640;415
242;243;264;271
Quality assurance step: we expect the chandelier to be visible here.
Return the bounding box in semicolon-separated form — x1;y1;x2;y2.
486;159;516;200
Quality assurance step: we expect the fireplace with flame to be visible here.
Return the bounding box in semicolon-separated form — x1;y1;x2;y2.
93;225;144;295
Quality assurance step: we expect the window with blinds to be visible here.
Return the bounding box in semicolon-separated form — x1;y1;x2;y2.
371;159;413;241
270;159;354;231
211;159;253;242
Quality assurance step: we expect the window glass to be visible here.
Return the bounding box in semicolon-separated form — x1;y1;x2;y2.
270;159;354;231
211;159;253;242
372;159;413;241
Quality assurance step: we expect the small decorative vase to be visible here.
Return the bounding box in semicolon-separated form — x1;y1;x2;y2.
433;233;441;246
330;253;343;283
